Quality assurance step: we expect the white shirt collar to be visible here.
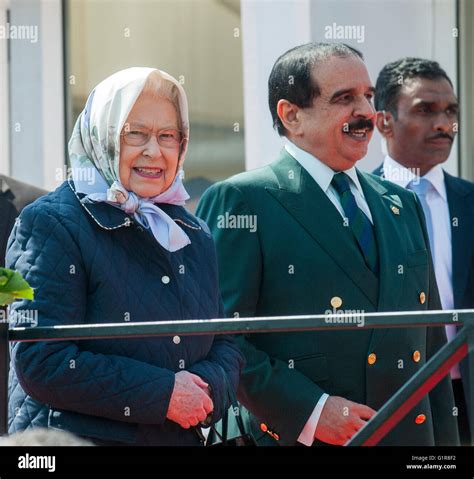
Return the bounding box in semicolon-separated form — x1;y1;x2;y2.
382;155;447;201
284;140;365;195
423;163;447;201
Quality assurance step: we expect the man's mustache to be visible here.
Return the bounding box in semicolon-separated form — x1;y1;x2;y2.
427;132;454;142
346;119;374;131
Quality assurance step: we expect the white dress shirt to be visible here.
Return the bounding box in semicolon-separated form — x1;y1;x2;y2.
381;155;459;379
285;141;373;223
284;140;373;446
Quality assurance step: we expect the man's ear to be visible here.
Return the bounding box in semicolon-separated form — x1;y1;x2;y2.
277;99;301;136
375;110;394;138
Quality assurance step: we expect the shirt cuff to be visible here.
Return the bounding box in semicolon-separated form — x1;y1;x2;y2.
297;393;330;446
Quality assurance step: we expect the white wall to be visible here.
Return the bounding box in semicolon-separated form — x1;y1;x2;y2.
8;0;64;191
4;0;461;187
0;0;10;176
241;0;311;170
242;0;458;175
41;0;64;191
67;0;245;183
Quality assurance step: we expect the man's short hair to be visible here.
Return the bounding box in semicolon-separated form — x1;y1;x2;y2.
375;57;454;117
268;42;364;136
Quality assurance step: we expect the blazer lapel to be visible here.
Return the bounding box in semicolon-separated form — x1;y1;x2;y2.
358;172;407;312
445;172;474;308
266;151;378;307
359;172;408;350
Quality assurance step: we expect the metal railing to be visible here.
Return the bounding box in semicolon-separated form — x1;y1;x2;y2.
1;309;473;446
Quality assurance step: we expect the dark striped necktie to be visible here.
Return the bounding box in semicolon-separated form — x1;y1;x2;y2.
331;172;379;274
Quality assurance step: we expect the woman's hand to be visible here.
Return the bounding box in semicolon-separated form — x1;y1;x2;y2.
166;371;214;429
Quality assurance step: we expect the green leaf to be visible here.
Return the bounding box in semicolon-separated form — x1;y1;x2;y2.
0;268;34;306
0;292;15;306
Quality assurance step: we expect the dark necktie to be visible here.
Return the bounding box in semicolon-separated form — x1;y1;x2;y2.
331;172;378;274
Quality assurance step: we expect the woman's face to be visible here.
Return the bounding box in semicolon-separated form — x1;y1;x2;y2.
119;92;181;198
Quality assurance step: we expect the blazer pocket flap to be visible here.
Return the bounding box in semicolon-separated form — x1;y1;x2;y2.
407;249;429;268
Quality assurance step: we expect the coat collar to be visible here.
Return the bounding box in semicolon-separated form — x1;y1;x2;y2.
68;178;133;230
68;178;200;233
358;172;406;314
266;150;408;316
267;150;378;307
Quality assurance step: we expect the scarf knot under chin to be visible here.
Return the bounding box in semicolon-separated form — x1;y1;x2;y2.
107;182;141;215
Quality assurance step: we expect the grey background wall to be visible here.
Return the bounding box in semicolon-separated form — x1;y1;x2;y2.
1;0;472;191
241;0;459;174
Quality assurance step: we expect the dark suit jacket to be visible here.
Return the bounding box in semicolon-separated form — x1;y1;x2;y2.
374;163;474;417
0;175;47;267
196;150;459;446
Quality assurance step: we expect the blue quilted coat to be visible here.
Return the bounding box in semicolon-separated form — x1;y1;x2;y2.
6;180;244;446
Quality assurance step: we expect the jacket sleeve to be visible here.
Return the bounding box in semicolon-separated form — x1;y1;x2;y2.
413;194;460;445
185;218;245;423
195;181;326;445
6;203;176;425
187;297;246;423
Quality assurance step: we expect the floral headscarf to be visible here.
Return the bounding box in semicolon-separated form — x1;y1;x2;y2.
68;67;191;252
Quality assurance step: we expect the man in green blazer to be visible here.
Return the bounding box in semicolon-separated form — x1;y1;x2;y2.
196;43;459;447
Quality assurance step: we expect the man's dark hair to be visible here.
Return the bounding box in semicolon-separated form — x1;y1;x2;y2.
375;57;453;117
268;42;364;136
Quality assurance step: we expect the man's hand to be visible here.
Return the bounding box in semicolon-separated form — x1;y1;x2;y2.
166;371;214;429
315;396;376;445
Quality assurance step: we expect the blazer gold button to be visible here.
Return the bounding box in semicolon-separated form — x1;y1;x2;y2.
419;292;426;304
415;414;426;425
368;353;377;365
331;296;343;308
413;350;421;363
260;423;268;433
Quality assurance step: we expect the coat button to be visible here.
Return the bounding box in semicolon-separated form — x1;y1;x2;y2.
161;275;170;284
415;414;426;425
330;296;343;308
173;335;181;344
368;353;377;365
413;350;421;363
419;292;426;304
260;423;268;433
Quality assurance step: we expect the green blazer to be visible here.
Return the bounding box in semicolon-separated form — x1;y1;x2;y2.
196;150;459;447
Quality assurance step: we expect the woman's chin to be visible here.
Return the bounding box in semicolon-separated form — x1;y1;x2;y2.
130;182;166;198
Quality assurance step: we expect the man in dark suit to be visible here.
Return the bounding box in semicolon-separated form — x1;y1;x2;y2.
196;43;459;446
373;57;471;444
0;174;46;266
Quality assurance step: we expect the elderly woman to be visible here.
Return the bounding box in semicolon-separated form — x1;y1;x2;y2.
6;68;244;446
